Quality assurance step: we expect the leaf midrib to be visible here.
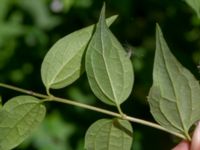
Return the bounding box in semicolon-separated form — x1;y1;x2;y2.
47;45;85;88
1;102;41;148
158;37;187;134
99;20;118;105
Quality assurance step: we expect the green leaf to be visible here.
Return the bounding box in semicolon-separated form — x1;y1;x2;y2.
41;15;118;91
0;95;46;150
28;111;75;150
84;118;133;150
85;5;134;106
185;0;200;18
16;0;61;29
148;24;200;139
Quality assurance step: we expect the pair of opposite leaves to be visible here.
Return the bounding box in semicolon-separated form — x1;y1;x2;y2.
1;5;200;150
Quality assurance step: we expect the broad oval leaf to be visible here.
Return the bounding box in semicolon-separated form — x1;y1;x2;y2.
85;5;134;106
41;15;118;91
0;95;46;150
148;24;200;139
185;0;200;18
84;118;133;150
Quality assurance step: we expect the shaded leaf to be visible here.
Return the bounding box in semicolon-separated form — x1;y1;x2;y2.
0;23;24;38
0;40;15;69
0;0;10;22
148;24;200;138
84;118;133;150
185;0;200;18
0;95;46;150
85;5;134;106
41;15;118;91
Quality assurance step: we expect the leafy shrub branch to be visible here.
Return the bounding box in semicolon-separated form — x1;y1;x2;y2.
0;2;200;150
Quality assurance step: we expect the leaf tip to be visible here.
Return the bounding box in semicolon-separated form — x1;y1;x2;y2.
156;23;160;28
99;3;106;23
102;2;106;13
155;23;165;47
156;23;162;35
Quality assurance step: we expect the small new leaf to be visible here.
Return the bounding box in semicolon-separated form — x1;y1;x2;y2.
0;95;46;150
148;24;200;139
84;118;133;150
185;0;200;18
41;15;118;91
85;5;134;106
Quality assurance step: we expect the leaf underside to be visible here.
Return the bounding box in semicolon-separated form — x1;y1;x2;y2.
84;118;133;150
148;24;200;138
0;95;46;150
85;5;134;106
41;15;118;90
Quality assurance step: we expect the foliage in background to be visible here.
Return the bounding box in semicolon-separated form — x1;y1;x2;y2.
0;0;200;150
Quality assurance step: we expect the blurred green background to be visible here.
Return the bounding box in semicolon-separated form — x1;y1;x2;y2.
0;0;200;149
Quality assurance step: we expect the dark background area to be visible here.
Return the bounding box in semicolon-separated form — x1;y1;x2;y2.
0;0;200;149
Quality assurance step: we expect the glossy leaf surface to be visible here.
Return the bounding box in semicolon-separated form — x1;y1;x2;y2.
41;15;118;90
148;24;200;138
84;118;133;150
85;5;134;106
0;95;46;150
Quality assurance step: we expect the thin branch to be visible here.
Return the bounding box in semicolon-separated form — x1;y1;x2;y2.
0;82;186;139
